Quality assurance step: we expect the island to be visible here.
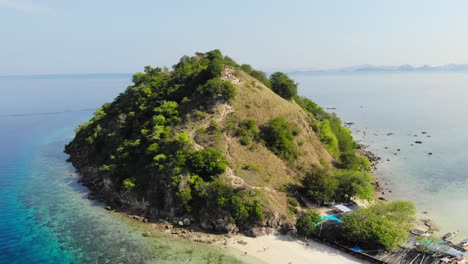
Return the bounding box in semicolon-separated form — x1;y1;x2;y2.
65;50;465;263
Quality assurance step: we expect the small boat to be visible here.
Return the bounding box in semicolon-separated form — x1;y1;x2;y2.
442;231;459;241
459;239;468;247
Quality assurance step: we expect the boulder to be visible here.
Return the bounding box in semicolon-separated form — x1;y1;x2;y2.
247;227;274;237
214;219;236;233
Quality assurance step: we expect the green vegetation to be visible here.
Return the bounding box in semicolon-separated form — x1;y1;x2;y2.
302;167;336;204
261;116;299;161
66;49;414;243
333;170;374;201
240;64;271;88
66;50;264;226
314;119;339;156
269;72;298;99
198;78;236;100
201;180;264;224
123;178;136;191
341;201;416;249
302;168;374;204
235;119;260;146
295;95;369;170
296;209;321;236
242;163;261;172
189;148;228;180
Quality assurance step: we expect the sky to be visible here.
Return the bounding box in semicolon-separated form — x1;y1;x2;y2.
1;0;468;75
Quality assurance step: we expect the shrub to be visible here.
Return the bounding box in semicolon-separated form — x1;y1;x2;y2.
294;96;329;120
202;180;264;225
339;151;370;171
313;119;339;157
177;187;192;213
240;64;271;88
242;163;261;172
123;178;136;191
189;148;228;180
296;209;321;236
236;119;260;146
269;72;297;99
262;116;299;161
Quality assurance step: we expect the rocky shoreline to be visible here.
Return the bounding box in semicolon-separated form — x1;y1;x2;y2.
356;144;441;238
103;208;364;264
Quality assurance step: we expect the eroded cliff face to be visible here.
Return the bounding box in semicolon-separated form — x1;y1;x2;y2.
65;50;337;235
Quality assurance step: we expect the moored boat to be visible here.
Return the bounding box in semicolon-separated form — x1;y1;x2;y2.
442;231;459;241
459;239;468;247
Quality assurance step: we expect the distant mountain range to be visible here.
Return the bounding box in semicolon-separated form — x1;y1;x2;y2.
4;64;468;79
288;64;468;75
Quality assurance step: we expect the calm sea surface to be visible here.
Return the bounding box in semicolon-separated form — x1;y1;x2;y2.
296;73;468;240
0;77;248;263
2;73;467;262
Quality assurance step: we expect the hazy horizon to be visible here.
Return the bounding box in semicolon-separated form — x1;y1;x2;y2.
2;0;468;75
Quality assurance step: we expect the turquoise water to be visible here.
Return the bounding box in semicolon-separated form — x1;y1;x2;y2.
296;73;468;240
0;78;249;263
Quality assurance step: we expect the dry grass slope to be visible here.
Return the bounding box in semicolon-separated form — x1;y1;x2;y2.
182;67;334;221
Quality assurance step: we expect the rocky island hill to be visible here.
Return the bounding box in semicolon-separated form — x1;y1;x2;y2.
66;50;415;249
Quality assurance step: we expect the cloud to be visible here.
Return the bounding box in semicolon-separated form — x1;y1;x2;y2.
0;0;54;14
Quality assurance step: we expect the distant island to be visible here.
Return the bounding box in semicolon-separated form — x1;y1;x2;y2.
289;63;468;75
64;50;466;263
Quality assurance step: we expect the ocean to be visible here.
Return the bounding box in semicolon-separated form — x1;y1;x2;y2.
2;72;467;263
295;72;468;240
0;77;247;264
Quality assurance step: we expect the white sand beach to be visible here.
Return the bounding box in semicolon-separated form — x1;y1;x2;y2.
226;234;366;264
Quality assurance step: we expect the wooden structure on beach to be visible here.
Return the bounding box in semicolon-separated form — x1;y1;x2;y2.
314;220;466;264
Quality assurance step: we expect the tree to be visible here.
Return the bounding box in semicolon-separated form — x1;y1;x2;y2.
333;170;374;201
206;49;224;79
269;72;297;99
189;148;228;180
302;167;337;205
341;201;416;249
296;209;321;236
198;78;236;100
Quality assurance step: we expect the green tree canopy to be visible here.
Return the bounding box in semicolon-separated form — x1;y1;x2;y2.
334;170;374;201
341;201;416;249
296;209;321;236
189;148;228;180
197;78;236;100
269;72;298;99
302;167;336;204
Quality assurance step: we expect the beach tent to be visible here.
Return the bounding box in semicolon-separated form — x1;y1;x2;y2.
334;204;352;213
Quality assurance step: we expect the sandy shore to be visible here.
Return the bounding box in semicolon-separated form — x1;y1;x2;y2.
224;233;367;264
117;211;369;263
